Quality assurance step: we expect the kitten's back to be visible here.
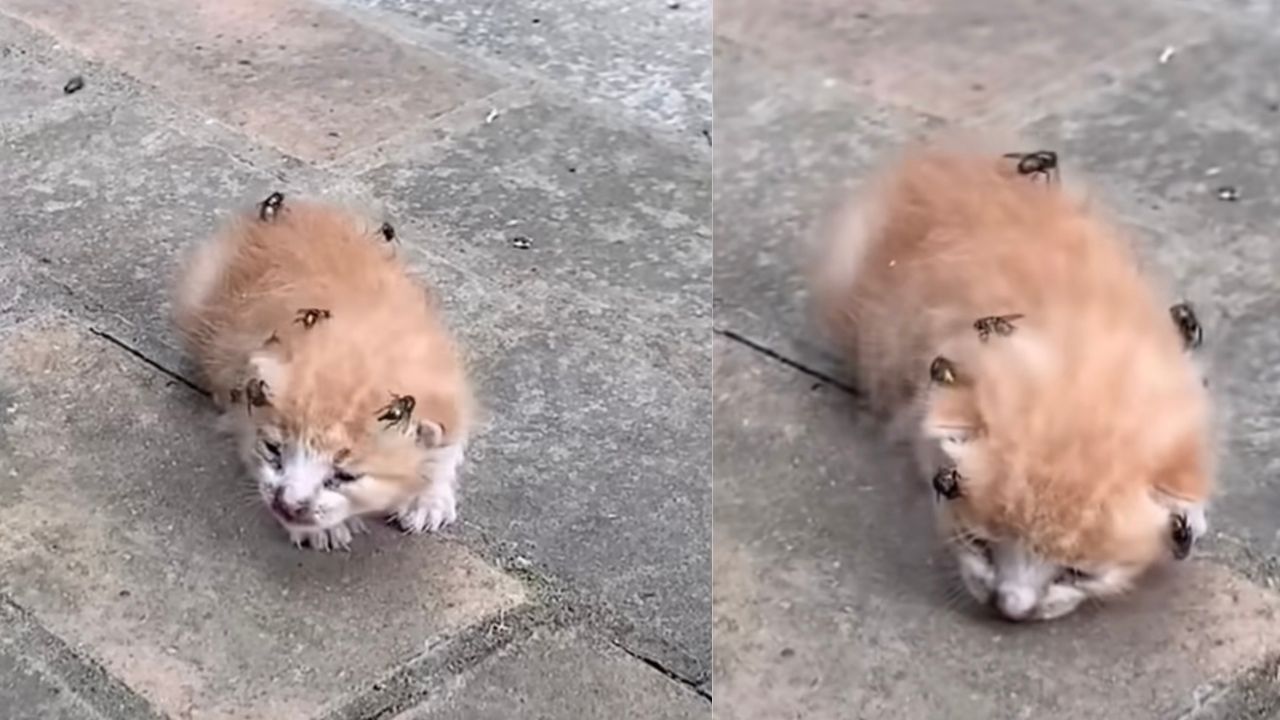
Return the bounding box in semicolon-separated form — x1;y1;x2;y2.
173;200;471;444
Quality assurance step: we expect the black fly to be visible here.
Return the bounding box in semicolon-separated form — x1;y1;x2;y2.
376;394;417;429
245;378;270;409
294;308;331;329
974;314;1024;342
1170;513;1193;560
932;467;963;500
930;356;958;385
259;191;285;221
1002;150;1058;184
1169;302;1203;350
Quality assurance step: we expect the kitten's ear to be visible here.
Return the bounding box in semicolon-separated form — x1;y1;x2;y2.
247;352;289;399
922;388;982;462
1148;430;1212;502
416;420;446;449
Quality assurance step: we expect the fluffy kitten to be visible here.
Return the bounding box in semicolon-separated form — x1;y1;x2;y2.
812;143;1213;620
173;193;473;550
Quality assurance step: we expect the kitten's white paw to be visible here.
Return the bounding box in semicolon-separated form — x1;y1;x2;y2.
392;485;458;534
1035;583;1087;621
288;517;366;551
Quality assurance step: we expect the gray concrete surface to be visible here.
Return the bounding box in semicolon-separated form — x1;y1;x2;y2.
0;0;709;718
348;0;712;140
392;628;706;720
714;0;1280;717
0;598;162;720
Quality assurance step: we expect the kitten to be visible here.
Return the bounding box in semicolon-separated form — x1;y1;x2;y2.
811;142;1212;620
173;193;473;550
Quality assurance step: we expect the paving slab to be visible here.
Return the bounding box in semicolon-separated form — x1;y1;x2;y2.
711;39;922;379
348;0;711;138
0;15;112;132
712;336;1280;720
0;314;527;720
715;0;1197;121
0;0;501;163
0;597;163;720
0;103;268;352
404;254;711;674
361;92;712;327
1184;653;1280;720
392;628;706;720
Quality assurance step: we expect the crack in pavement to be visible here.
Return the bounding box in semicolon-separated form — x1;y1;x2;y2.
88;326;209;398
612;640;712;701
0;593;168;720
714;327;859;396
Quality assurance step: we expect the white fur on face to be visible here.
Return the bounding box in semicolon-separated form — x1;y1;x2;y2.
952;539;1130;622
229;415;467;548
246;438;353;533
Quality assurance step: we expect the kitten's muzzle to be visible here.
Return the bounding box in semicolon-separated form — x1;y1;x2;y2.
993;586;1036;621
269;490;315;525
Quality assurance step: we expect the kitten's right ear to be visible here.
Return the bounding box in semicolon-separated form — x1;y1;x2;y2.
247;352;289;401
416;420;446;449
923;356;982;461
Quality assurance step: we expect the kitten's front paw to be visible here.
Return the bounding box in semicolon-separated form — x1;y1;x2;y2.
1035;583;1087;621
391;486;458;534
288;517;367;551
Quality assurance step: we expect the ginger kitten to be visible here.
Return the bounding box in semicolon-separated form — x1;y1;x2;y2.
812;143;1213;620
174;193;473;550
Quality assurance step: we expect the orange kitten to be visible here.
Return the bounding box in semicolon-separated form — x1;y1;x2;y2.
173;193;473;550
812;142;1212;620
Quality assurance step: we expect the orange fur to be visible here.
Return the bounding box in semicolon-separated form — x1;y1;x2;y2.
813;141;1213;614
173;198;472;543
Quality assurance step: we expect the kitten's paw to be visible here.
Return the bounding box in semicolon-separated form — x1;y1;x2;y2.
392;486;458;534
1035;584;1087;621
288;518;365;551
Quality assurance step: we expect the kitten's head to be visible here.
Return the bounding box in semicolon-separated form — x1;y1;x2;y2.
920;310;1212;621
229;342;452;537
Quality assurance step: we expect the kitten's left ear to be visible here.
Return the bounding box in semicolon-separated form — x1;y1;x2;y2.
416;421;446;449
923;360;982;462
247;351;289;399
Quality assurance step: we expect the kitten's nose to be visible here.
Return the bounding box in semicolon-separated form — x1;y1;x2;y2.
994;586;1036;621
270;490;313;524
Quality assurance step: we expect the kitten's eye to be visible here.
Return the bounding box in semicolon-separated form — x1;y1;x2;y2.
969;537;993;561
1057;567;1093;584
325;468;361;489
261;440;283;470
